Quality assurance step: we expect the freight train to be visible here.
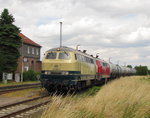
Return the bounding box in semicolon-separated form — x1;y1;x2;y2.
41;46;136;92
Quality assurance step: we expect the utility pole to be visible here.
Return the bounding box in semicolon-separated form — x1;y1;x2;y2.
96;53;99;58
117;60;119;65
109;57;112;62
60;22;62;48
124;62;126;66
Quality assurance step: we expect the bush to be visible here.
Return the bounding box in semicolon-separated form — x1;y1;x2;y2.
23;69;39;81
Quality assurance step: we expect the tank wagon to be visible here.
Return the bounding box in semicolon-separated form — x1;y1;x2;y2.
41;46;136;92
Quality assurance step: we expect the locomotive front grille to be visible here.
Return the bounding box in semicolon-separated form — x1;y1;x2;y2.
42;71;69;75
51;72;61;75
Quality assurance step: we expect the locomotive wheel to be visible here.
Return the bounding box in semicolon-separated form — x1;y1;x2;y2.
82;81;86;89
77;82;82;90
46;87;53;92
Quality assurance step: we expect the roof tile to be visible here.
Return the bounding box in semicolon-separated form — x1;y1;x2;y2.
19;33;41;47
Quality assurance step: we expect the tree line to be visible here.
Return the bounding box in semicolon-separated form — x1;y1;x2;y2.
134;65;149;75
127;65;149;75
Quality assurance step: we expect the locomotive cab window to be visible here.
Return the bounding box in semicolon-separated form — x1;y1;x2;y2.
59;52;70;59
46;52;57;59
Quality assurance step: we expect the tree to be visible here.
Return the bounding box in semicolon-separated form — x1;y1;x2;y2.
134;65;149;75
0;9;21;73
127;65;132;68
148;70;150;75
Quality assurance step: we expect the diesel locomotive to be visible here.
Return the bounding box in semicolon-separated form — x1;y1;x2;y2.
41;46;136;92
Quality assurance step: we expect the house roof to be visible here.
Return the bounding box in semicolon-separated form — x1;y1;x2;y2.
19;33;41;47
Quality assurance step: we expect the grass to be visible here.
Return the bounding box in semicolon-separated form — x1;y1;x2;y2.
141;76;150;82
41;76;150;118
76;86;101;98
0;81;40;87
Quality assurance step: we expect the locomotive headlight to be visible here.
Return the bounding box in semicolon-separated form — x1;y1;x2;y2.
45;71;48;74
44;71;51;75
61;71;69;75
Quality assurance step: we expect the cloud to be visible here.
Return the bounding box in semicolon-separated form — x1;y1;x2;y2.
79;0;150;16
0;0;150;68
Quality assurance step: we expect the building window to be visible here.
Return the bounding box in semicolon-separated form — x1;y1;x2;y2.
32;48;34;54
28;47;30;54
24;66;29;71
36;48;39;55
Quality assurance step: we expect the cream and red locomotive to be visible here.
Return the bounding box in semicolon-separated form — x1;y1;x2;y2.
41;46;136;91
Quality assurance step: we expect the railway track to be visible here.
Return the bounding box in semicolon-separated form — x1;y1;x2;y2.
0;95;50;118
0;83;42;95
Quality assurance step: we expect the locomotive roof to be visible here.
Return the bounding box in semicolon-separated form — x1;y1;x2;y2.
48;46;93;58
47;46;106;61
48;46;77;52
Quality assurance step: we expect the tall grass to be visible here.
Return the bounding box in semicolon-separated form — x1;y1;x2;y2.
41;76;150;118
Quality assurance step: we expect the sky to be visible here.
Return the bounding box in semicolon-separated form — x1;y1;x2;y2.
0;0;150;68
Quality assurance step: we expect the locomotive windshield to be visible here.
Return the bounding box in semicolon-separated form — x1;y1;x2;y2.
58;52;70;59
46;52;57;59
45;52;70;60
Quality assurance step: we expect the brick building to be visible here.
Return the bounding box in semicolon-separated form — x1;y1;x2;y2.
16;33;42;73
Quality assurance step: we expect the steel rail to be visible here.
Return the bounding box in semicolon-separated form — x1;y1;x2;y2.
0;84;41;95
0;95;48;110
0;100;50;118
0;83;41;89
